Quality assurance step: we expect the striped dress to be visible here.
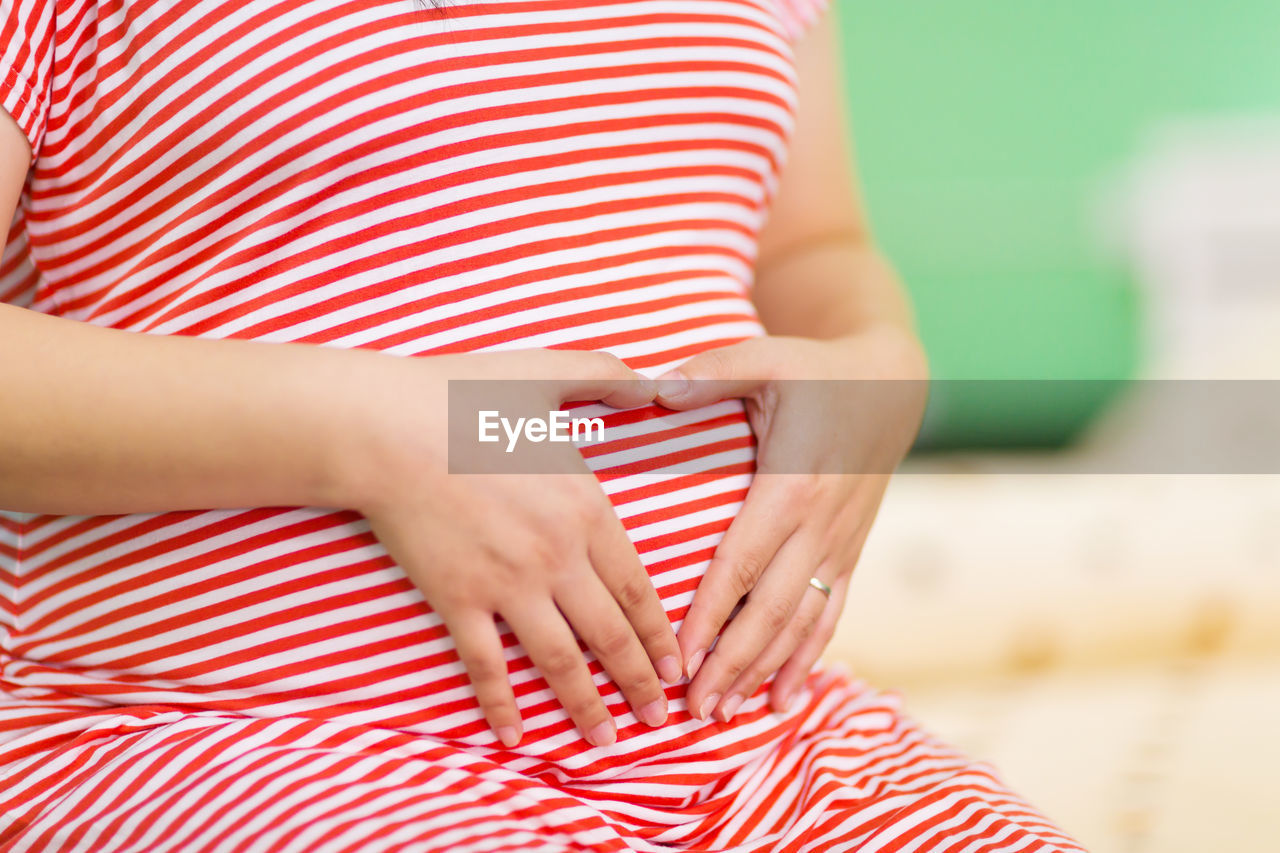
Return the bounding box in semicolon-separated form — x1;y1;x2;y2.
0;0;1086;849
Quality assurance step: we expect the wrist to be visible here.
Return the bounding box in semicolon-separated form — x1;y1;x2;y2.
313;348;450;516
296;346;404;513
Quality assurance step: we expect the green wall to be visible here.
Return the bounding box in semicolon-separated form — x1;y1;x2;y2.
834;1;1280;443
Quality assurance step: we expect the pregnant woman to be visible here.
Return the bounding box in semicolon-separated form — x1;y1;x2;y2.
0;0;1083;849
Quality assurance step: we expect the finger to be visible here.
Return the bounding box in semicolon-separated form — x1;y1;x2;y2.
586;492;682;686
444;608;523;748
654;338;776;410
549;350;657;409
503;600;617;748
769;571;851;713
686;526;823;721
713;567;834;723
677;474;802;680
555;574;668;729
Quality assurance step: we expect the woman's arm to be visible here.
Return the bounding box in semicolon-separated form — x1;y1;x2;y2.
654;10;929;721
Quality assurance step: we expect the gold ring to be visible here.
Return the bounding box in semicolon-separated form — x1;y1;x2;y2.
807;576;833;598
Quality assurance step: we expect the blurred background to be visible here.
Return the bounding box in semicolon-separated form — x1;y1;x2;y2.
822;2;1280;851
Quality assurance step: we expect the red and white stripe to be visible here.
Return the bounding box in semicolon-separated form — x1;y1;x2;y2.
1;0;1084;849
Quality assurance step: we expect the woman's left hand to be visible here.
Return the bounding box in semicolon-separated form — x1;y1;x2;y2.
654;327;928;722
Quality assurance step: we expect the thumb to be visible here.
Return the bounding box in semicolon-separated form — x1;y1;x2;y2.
655;339;774;410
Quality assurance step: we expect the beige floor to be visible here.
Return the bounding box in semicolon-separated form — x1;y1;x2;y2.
879;656;1280;853
823;468;1280;852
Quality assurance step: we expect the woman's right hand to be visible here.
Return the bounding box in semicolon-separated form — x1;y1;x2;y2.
341;348;680;749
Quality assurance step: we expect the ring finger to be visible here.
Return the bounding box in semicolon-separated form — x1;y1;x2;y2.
555;575;669;729
686;528;824;720
503;599;617;748
769;571;850;713
713;564;834;722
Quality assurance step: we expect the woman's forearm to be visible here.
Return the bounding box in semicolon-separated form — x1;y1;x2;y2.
0;302;379;515
0;117;386;517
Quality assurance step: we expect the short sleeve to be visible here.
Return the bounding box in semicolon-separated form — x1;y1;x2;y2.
1;0;56;158
775;0;830;42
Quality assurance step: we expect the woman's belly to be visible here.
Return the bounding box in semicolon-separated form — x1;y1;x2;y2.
0;359;761;782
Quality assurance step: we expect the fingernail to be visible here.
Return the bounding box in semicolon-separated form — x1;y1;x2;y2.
717;694;743;723
496;726;521;748
656;371;690;398
638;375;659;395
587;720;616;748
686;649;706;680
698;692;721;721
638;699;667;727
780;690;796;714
657;656;682;685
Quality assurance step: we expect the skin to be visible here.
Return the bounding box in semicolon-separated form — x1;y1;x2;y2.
0;5;924;745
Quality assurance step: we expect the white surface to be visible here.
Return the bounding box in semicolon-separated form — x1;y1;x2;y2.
1110;116;1280;378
